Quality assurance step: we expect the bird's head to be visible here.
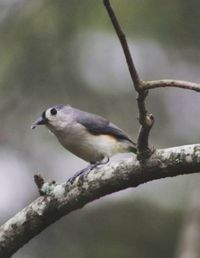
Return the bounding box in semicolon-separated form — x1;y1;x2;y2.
31;104;72;131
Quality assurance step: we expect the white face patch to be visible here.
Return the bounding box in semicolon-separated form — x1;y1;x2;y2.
45;108;58;126
45;108;56;120
45;106;73;131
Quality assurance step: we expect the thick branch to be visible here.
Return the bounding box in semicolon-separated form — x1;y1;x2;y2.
142;79;200;92
1;144;200;258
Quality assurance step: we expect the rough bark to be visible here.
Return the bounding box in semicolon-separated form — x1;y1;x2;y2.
1;144;200;258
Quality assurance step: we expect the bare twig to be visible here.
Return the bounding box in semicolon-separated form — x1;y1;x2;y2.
142;79;200;92
34;174;45;195
103;0;140;90
136;90;155;157
103;0;154;158
103;1;200;158
1;144;200;258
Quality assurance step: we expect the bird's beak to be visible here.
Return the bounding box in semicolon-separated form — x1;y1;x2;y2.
31;116;47;129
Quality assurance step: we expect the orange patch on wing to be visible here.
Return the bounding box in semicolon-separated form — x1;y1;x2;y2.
101;134;118;141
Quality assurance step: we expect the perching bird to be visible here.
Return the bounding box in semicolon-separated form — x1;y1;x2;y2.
31;104;137;182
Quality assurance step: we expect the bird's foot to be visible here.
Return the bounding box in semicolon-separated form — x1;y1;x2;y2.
67;158;110;184
67;163;97;184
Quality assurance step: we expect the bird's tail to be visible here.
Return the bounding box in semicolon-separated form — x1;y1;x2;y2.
128;143;137;154
116;138;137;154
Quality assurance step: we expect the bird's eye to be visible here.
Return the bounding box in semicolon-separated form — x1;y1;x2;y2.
50;108;57;116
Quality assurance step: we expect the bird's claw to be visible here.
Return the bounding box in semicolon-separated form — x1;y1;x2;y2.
67;158;110;184
67;164;95;184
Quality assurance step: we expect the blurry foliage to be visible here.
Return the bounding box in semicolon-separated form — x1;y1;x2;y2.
16;199;183;258
0;0;199;147
114;0;200;51
0;0;200;103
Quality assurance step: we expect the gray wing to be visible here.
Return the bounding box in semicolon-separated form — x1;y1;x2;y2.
73;108;135;145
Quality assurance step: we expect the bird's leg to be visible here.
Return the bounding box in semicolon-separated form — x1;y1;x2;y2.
67;164;93;184
67;157;110;184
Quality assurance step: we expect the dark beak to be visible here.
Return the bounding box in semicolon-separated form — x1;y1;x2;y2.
31;116;47;129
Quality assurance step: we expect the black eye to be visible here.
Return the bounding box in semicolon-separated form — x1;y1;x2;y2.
50;108;57;116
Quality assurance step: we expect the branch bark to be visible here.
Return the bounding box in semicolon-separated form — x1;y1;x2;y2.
1;144;200;258
136;91;155;158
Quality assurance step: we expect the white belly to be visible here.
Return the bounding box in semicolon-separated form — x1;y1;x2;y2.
54;124;126;162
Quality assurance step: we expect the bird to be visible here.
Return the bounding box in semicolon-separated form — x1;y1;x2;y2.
31;104;137;183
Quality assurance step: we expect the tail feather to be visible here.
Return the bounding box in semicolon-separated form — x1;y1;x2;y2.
128;144;137;154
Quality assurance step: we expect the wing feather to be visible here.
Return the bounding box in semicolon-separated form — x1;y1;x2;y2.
74;108;136;146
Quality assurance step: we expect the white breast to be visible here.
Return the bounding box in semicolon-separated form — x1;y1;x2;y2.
52;123;125;162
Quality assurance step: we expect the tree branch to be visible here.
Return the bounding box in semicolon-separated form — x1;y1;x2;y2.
103;0;200;158
103;0;140;90
103;0;154;157
142;79;200;92
1;144;200;258
136;91;155;158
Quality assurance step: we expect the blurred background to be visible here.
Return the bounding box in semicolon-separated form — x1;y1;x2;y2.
1;0;200;257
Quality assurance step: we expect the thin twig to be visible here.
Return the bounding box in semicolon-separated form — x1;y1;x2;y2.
103;0;154;158
34;174;45;195
137;91;155;158
34;174;44;190
142;79;200;92
103;0;140;90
